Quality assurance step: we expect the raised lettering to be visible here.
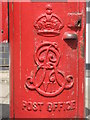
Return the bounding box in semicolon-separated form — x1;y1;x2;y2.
53;102;58;111
27;102;32;111
66;101;71;111
33;102;38;111
38;102;44;111
22;101;27;110
43;82;49;92
71;100;76;110
58;102;63;111
47;102;53;112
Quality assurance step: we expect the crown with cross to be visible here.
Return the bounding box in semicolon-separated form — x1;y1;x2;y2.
34;4;64;37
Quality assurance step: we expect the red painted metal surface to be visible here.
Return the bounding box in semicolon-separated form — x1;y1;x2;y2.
9;2;86;118
0;2;8;43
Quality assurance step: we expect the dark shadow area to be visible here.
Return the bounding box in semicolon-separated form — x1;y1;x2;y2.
86;107;90;117
86;64;90;70
64;39;78;50
0;104;9;119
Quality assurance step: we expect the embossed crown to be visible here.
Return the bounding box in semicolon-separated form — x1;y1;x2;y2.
34;5;64;37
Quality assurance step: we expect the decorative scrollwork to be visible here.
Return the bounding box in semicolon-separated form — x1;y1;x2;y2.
25;42;74;97
35;42;60;69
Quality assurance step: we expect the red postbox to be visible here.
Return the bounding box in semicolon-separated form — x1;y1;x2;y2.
0;2;8;43
9;1;86;118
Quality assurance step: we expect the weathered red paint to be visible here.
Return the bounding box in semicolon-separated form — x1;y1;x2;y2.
0;2;8;43
9;1;86;118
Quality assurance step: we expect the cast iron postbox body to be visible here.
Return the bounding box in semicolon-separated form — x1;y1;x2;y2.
9;1;86;118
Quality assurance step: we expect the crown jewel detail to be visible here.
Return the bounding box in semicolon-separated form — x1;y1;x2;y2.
34;5;64;37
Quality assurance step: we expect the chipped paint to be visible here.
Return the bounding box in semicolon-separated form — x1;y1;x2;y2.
76;19;82;27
